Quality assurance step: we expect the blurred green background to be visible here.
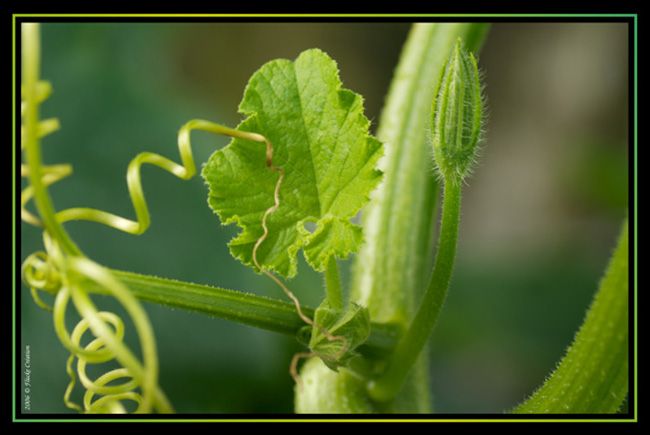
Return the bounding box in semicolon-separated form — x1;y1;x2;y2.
20;22;629;414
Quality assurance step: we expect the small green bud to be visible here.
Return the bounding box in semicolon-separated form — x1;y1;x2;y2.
432;39;485;183
298;300;370;372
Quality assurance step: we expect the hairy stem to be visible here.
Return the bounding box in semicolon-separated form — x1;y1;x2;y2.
325;257;344;310
513;220;629;414
369;180;461;402
79;269;399;357
347;23;490;413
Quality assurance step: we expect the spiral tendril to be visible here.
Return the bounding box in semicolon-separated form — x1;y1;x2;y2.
21;23;350;409
21;23;171;414
21;250;59;310
51;120;272;235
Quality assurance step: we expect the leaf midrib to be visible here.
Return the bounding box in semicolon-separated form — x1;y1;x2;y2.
292;60;324;218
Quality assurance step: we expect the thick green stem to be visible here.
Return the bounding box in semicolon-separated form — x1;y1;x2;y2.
513;220;629;413
295;23;489;414
369;180;461;402
325;257;344;310
346;23;490;413
78;269;399;357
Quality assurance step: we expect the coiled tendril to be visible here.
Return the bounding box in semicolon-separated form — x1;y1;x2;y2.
21;82;346;390
21;23;347;408
20;23;172;413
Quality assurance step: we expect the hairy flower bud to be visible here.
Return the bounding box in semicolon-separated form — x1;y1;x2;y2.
432;39;485;183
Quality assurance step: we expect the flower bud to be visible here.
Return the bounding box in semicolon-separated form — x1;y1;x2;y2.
432;39;484;183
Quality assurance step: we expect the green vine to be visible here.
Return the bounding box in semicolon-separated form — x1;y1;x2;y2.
514;220;629;414
21;23;172;413
20;23;281;414
368;38;485;404
20;22;629;416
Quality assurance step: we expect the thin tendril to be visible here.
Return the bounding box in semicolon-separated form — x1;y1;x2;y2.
248;135;348;382
21;163;72;227
22;22;350;404
21;24;171;414
64;355;82;412
290;352;315;391
52;121;274;235
50;257;174;413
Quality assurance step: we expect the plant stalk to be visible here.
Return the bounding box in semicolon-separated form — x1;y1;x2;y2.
78;269;399;357
369;180;461;402
22;23;81;256
347;23;490;413
513;220;629;413
325;257;344;310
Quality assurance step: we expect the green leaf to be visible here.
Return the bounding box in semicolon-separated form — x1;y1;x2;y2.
202;49;383;278
513;220;629;414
